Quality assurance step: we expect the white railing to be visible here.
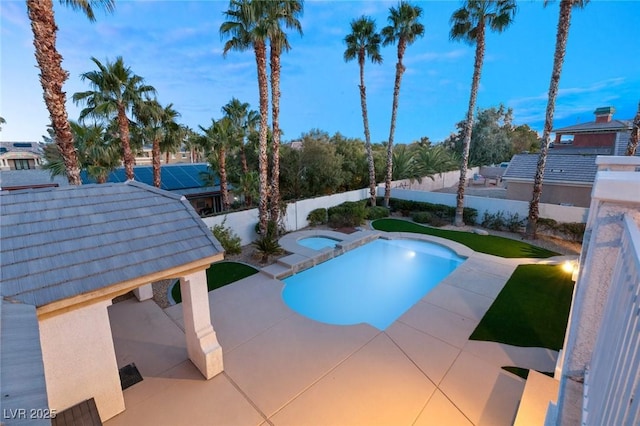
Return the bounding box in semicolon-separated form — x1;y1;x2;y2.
582;214;640;425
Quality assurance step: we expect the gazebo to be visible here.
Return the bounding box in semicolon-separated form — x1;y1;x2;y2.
1;181;225;422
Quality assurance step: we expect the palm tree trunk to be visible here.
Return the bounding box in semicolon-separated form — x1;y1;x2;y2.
27;0;81;186
240;145;249;173
526;1;572;239
454;23;485;226
219;147;230;210
269;45;282;224
165;152;170;164
152;138;161;187
625;101;640;156
384;39;407;208
255;41;269;235
117;105;135;180
359;52;377;207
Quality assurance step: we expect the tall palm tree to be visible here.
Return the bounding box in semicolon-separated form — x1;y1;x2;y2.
381;1;425;208
135;99;180;187
450;0;517;226
263;0;303;226
0;116;5;132
221;0;270;235
27;0;114;185
344;16;383;207
526;0;587;238
626;101;640;156
73;56;156;181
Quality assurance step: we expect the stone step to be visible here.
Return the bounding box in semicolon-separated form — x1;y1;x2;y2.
260;263;292;280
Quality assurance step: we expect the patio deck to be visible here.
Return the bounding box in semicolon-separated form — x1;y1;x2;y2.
105;234;561;426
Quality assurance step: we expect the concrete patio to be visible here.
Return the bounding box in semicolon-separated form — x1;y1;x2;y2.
105;233;562;426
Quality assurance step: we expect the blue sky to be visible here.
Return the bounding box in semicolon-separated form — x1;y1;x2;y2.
1;0;639;144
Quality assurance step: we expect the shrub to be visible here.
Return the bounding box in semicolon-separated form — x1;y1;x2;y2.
255;219;283;239
252;235;283;263
536;217;585;242
327;201;367;228
386;198;476;224
366;206;390;220
211;219;242;255
412;212;432;224
481;211;524;232
557;222;586;242
463;207;478;225
307;208;328;226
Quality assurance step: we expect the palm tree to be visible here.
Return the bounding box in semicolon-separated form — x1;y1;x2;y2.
263;0;303;226
414;144;459;177
526;0;587;238
626;101;640;156
222;97;254;173
221;0;270;235
73;56;156;181
344;16;383;207
200;118;234;211
43;121;121;183
450;0;517;226
0;116;5;132
27;0;114;185
381;1;425;208
135;99;180;187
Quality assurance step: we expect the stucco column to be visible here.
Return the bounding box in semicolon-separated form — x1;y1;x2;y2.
180;271;223;379
133;283;153;301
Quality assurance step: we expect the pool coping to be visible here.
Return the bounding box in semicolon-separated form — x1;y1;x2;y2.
261;228;474;280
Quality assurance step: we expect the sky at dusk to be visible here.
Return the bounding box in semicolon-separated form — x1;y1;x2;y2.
1;0;639;144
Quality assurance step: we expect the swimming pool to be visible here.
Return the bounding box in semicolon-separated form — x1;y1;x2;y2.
298;236;339;250
282;238;464;330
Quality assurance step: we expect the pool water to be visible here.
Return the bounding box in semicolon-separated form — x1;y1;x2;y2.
298;236;339;250
282;238;464;330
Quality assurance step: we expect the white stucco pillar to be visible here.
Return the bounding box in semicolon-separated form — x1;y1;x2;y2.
133;283;153;301
180;271;223;379
39;300;125;421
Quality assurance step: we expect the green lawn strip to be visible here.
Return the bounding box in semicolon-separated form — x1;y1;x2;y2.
372;218;559;258
171;261;259;304
470;264;575;350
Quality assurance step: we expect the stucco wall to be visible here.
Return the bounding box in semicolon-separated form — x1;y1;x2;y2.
387;187;589;224
39;300;125;421
201;188;369;245
505;181;592;208
390;167;479;192
554;171;640;425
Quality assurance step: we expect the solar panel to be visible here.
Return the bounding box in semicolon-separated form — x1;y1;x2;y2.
81;163;219;190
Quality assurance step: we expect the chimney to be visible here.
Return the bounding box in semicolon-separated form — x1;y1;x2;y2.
594;106;615;123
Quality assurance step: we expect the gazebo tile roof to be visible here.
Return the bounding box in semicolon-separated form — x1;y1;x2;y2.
1;181;223;307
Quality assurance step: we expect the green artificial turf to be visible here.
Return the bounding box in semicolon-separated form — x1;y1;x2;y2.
372;218;559;258
171;261;258;304
470;264;575;350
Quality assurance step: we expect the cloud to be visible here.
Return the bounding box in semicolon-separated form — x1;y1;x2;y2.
508;77;630;127
406;49;467;64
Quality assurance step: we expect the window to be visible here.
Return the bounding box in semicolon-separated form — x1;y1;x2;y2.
13;159;31;170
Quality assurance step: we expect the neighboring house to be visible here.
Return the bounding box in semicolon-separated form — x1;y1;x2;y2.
0;182;225;423
0;141;46;170
551;106;635;156
81;163;224;216
501;154;598;207
134;145;192;165
0;169;69;191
